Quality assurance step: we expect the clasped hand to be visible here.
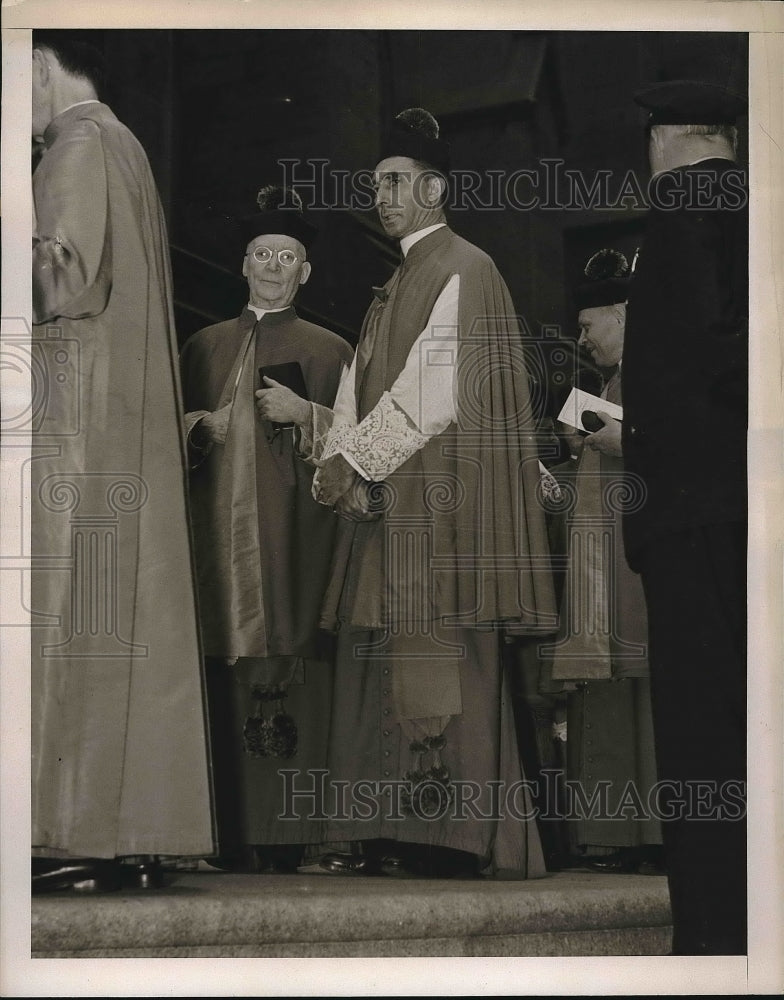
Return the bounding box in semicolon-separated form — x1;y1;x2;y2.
315;454;380;521
199;403;232;445
584;412;623;457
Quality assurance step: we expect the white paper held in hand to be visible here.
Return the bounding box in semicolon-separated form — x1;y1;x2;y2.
557;387;623;429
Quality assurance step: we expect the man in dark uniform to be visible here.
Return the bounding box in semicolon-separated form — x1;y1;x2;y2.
621;80;748;954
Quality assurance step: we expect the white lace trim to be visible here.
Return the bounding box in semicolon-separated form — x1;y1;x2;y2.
537;460;562;503
295;401;337;465
330;392;428;481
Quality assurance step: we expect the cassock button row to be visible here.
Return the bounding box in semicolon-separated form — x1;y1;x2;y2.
383;688;390;696
384;750;391;757
383;708;391;716
384;770;391;777
383;729;391;737
382;668;390;675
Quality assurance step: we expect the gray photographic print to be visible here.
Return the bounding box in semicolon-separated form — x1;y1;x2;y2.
1;2;781;997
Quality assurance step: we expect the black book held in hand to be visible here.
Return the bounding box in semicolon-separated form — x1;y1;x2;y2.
258;362;309;429
580;410;604;434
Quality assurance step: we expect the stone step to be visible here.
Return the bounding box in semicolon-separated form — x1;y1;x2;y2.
32;867;672;958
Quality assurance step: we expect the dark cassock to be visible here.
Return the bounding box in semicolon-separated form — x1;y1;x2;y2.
180;203;353;868
31;101;215;862
305;111;557;878
621;81;748;954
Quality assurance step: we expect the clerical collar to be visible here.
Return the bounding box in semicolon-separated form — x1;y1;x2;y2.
43;101;106;147
650;154;736;180
247;303;291;321
60;99;101;115
400;223;446;258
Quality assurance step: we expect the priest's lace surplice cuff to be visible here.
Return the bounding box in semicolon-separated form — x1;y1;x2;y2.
311;276;458;488
332;392;429;481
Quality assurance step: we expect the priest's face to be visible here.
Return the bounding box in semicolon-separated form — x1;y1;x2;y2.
577;304;625;368
373;156;443;240
242;234;311;311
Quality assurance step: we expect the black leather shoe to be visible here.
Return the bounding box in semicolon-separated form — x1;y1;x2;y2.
585;850;639;874
380;844;481;879
636;846;667;875
376;854;417;877
120;859;165;889
251;845;303;874
319;851;371;875
637;858;667;876
32;859;123;894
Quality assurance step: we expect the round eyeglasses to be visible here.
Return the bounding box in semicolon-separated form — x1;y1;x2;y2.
247;246;301;267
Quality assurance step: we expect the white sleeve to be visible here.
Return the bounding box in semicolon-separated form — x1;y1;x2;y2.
295;359;356;463
334;274;460;480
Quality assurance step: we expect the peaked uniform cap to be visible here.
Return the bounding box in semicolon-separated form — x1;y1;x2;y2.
634;79;747;125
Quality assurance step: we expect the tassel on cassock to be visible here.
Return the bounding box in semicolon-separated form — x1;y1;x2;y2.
243;684;298;758
401;733;454;815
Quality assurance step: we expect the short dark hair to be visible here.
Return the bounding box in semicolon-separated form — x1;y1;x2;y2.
33;31;106;98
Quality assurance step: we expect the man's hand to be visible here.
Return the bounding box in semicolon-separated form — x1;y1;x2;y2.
584;412;623;458
255;377;310;426
315;453;358;506
200;403;233;445
334;479;382;521
557;420;585;462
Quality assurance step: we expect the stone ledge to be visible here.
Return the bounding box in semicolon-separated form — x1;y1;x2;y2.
32;869;673;958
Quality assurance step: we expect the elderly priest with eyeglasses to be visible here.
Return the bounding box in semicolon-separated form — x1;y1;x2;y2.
180;186;353;874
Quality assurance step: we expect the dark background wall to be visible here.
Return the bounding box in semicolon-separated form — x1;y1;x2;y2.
44;29;748;421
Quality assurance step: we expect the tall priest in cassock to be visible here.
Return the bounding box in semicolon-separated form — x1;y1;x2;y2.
180;186;353;873
294;108;557;878
30;32;214;891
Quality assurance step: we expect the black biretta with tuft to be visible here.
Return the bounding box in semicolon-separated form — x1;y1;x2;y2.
378;107;451;174
574;249;632;310
239;185;317;251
